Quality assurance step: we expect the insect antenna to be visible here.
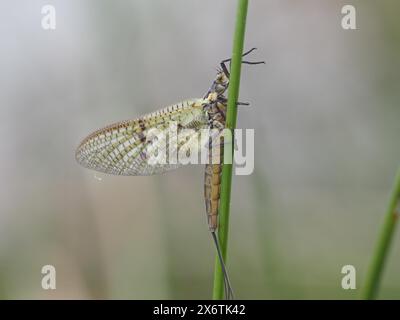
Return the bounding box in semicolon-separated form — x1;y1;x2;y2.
211;231;234;300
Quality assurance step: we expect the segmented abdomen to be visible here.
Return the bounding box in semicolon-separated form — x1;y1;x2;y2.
204;162;222;231
203;101;226;231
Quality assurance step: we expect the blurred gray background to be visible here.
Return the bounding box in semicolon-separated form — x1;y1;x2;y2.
0;0;399;299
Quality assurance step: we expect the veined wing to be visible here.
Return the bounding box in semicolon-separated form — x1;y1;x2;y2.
76;99;210;176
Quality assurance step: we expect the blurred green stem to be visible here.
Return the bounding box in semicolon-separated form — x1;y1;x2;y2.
362;167;400;299
212;0;249;300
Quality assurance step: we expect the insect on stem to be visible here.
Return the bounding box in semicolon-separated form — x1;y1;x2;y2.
75;35;263;299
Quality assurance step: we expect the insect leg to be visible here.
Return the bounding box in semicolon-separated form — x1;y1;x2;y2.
220;47;264;77
242;60;265;65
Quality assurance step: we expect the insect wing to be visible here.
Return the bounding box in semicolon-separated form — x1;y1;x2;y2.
75;100;209;176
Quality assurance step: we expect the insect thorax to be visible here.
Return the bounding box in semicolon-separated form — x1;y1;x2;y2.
203;101;226;131
203;71;229;129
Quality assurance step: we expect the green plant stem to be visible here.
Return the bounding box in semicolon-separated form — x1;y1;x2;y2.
362;167;400;299
212;0;249;300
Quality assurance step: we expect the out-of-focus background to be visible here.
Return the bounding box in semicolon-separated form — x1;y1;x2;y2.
0;0;399;299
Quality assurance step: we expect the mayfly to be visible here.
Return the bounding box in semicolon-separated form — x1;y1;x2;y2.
75;48;264;299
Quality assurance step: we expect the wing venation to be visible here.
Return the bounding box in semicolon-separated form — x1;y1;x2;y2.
76;99;210;176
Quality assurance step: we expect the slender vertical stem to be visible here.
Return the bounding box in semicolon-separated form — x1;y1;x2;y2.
212;0;249;300
362;167;400;299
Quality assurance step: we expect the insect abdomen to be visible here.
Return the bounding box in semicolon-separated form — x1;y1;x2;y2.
204;163;222;231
